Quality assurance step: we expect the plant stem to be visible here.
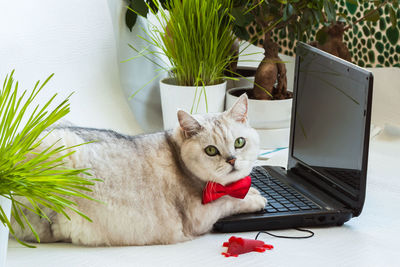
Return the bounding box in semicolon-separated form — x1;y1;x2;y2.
343;0;389;31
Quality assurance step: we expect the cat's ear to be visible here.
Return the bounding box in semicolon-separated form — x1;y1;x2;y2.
177;110;203;138
226;93;248;123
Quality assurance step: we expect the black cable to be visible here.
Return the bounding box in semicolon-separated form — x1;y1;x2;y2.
255;228;314;240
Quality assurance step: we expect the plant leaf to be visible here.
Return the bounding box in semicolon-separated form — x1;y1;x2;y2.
0;71;99;247
233;25;250;41
125;4;138;32
132;0;149;17
323;0;336;22
231;7;254;27
283;3;294;21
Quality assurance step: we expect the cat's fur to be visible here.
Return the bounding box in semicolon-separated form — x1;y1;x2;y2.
12;94;267;246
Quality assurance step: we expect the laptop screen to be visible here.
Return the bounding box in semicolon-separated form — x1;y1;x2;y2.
290;43;372;201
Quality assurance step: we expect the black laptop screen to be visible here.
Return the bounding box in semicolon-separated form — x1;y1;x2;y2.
291;47;368;197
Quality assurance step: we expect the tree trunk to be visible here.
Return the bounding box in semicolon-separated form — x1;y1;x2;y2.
310;22;352;62
253;37;292;100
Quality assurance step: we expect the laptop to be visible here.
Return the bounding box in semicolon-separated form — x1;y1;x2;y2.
214;42;374;232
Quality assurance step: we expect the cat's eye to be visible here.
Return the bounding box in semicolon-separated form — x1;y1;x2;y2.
234;137;246;149
204;145;219;156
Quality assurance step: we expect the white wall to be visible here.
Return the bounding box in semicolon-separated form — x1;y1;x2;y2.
107;1;168;132
0;0;142;135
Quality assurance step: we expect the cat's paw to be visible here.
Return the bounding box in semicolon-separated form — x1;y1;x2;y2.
247;187;262;196
239;193;267;213
251;194;268;210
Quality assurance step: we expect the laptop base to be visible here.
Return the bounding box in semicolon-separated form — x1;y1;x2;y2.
213;166;353;233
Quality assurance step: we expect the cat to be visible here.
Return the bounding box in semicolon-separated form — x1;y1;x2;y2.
12;94;267;246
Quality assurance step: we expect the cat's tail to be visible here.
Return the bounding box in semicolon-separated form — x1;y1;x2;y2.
10;198;61;244
45;119;75;131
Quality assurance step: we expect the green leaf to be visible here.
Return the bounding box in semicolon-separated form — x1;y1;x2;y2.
129;0;238;86
132;0;149;17
311;9;322;24
283;5;288;21
390;6;398;29
324;1;336;22
283;3;294;21
231;7;254;27
364;8;380;23
125;4;138;32
233;25;250;41
0;71;100;247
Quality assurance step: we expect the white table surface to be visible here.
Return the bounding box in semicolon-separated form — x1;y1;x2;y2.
6;60;400;267
6;129;400;267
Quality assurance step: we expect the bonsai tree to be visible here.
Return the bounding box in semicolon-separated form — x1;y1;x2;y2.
231;0;337;100
231;0;399;100
311;0;399;64
0;71;99;247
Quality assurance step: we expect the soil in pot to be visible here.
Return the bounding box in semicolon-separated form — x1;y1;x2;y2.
225;65;256;78
232;67;257;77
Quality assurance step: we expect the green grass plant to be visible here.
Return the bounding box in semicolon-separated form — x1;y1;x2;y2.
0;71;100;247
130;0;238;87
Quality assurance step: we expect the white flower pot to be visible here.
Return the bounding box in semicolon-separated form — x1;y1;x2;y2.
226;88;292;149
0;196;11;267
160;78;227;130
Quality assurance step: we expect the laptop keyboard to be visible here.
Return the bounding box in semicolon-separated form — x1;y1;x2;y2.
251;166;321;213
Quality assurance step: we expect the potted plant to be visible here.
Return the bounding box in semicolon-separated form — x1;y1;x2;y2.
126;0;237;130
0;71;99;263
310;0;399;65
223;0;337;148
229;0;399;92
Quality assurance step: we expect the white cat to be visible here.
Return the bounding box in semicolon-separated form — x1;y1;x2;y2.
13;94;267;246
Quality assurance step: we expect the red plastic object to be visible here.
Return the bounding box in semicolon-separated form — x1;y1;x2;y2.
222;236;274;257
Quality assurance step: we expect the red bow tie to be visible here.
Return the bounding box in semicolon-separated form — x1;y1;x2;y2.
202;176;251;204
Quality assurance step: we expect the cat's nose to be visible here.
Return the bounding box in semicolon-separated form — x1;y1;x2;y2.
226;156;236;166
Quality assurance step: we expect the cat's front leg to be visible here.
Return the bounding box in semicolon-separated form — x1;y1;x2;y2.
235;187;268;214
189;188;267;235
